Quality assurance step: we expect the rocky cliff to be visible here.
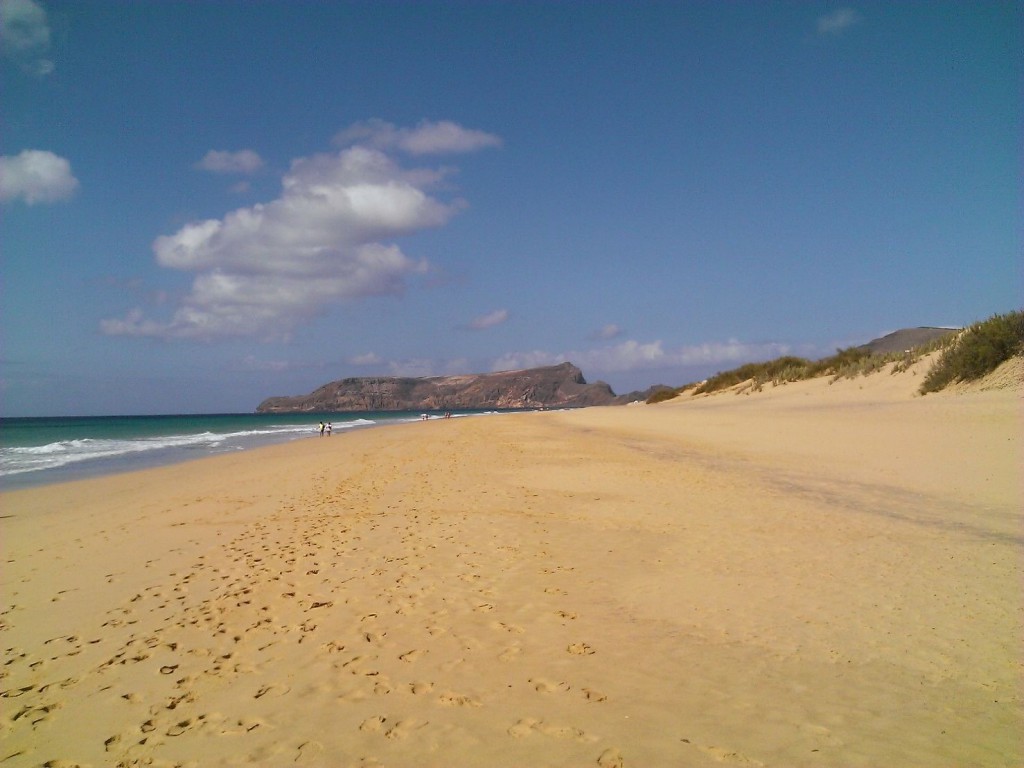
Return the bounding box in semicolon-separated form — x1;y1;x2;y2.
256;362;618;412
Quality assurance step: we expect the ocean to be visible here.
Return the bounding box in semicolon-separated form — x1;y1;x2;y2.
0;410;506;491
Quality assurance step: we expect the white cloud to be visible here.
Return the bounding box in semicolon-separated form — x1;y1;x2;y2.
817;8;860;36
0;149;78;204
350;352;382;366
196;149;265;174
591;323;623;340
491;350;563;372
240;355;292;372
99;308;166;338
387;358;437;378
334;119;502;155
576;339;670;372
467;308;509;330
0;0;54;75
377;356;470;378
493;338;793;376
102;126;499;340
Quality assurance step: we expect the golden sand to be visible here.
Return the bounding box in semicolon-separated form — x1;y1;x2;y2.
1;361;1021;767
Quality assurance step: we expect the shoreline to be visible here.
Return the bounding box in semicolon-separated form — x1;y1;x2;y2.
0;409;509;493
2;372;1020;767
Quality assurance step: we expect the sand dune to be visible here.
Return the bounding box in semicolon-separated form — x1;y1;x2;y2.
1;360;1020;767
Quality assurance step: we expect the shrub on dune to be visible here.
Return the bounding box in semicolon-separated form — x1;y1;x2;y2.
920;310;1024;394
667;311;1021;400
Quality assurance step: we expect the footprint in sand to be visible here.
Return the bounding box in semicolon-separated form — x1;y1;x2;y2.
165;691;196;710
508;718;591;741
1;685;36;698
12;702;61;727
254;683;291;699
167;714;207;736
509;718;540;737
437;691;481;707
597;747;625;767
398;649;426;663
530;678;570;693
384;718;425;740
567;642;595;656
697;744;765;765
295;740;325;763
491;621;525;634
217;717;265;735
498;644;521;662
541;722;592;741
359;715;386;733
340;654;373;672
359;716;425;740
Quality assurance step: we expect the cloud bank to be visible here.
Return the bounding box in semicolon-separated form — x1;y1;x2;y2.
0;149;78;204
466;308;509;330
817;8;860;36
591;323;623;340
103;120;500;340
0;0;54;76
196;149;265;174
492;338;793;378
349;352;383;366
334;119;502;155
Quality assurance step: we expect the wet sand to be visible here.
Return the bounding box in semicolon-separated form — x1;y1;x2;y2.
1;361;1020;767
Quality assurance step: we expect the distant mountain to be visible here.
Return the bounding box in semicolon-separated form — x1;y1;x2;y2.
857;327;958;355
256;362;618;413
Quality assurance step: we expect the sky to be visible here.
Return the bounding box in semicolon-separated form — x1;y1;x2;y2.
1;0;1019;416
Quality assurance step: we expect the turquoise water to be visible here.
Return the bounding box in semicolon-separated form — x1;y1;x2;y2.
0;410;502;490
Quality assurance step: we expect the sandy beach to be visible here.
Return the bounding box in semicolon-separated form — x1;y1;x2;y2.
1;361;1021;768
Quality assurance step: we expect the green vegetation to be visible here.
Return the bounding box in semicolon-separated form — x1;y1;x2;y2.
645;383;697;404
645;310;1022;403
693;356;814;395
646;387;681;404
690;347;921;395
919;310;1024;394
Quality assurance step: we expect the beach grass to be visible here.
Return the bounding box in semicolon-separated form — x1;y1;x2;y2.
646;310;1021;403
920;309;1024;393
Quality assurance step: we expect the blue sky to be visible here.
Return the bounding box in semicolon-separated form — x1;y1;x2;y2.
1;1;1019;416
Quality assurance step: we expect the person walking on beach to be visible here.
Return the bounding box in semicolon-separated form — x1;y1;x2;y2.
319;421;326;437
327;422;333;436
